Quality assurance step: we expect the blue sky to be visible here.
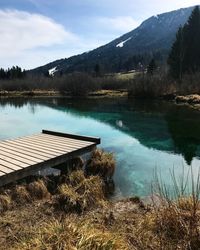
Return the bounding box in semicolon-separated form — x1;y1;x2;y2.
0;0;199;69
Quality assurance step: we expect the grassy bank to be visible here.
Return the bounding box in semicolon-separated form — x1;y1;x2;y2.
1;71;200;100
0;89;128;98
1;172;200;249
0;150;200;249
0;73;130;97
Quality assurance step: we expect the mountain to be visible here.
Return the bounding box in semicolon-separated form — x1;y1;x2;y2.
31;6;196;75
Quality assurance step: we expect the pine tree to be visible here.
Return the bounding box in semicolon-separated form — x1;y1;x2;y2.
168;6;200;79
183;6;200;73
0;68;6;79
147;59;157;75
168;27;185;80
94;63;100;76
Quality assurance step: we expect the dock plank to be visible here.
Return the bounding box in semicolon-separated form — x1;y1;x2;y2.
6;138;69;155
0;155;28;168
37;134;94;146
0;150;38;165
0;142;51;160
0;130;100;187
0;165;15;174
0;146;44;163
32;134;93;148
2;140;61;157
20;136;88;151
0;160;22;171
0;171;5;176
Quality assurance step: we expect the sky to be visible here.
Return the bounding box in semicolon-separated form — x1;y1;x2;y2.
0;0;199;69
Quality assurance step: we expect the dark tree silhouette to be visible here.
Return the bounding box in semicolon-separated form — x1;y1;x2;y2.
94;63;100;76
168;27;185;80
147;59;157;75
168;6;200;79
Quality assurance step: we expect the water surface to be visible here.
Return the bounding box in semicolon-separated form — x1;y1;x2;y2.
1;97;200;198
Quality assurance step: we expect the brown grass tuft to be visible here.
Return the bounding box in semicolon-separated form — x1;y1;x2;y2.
55;171;106;213
11;185;31;205
16;218;128;250
150;199;200;249
86;149;115;181
71;221;129;250
69;169;85;186
149;167;200;249
19;219;74;250
27;179;50;200
0;194;11;212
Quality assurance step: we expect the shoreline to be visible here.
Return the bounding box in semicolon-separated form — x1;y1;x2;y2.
1;90;200;111
0;89;128;98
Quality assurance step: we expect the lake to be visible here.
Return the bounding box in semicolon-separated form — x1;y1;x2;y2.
1;97;200;198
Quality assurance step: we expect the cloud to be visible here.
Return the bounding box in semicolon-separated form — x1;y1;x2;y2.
0;9;78;61
97;16;139;33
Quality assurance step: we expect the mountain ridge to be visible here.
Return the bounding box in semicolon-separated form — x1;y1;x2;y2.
30;5;197;75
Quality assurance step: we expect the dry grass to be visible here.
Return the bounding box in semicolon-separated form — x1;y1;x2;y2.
0;179;50;214
149;167;200;249
1;154;200;249
0;194;11;212
89;89;128;97
27;179;50;200
69;169;86;186
115;72;138;80
11;185;31;204
86;149;116;181
176;94;200;104
1;168;200;249
55;170;106;213
15;217;129;250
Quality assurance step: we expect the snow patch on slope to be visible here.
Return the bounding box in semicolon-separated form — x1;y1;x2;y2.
116;37;132;48
49;67;58;76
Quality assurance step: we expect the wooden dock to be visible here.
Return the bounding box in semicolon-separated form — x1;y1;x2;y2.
0;130;100;187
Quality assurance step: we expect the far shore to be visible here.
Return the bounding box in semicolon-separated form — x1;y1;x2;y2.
1;89;200;111
0;89;128;98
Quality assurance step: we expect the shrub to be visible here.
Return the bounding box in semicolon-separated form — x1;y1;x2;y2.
177;72;200;95
100;76;130;90
128;73;174;98
59;73;99;96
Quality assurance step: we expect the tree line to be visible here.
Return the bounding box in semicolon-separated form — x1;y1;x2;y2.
145;6;200;79
168;6;200;80
0;66;26;80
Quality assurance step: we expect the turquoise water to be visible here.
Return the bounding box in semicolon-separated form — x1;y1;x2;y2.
1;97;200;198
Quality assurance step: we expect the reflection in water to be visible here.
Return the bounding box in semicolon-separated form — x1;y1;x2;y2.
166;109;200;165
1;97;200;197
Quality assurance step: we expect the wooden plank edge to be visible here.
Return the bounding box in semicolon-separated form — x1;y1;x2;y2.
42;130;101;145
